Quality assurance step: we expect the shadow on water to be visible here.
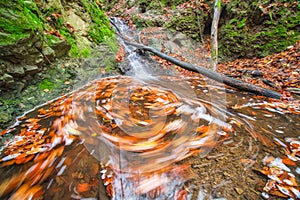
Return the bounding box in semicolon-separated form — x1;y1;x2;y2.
0;19;299;200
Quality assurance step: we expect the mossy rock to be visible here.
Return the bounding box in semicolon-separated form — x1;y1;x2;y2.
164;10;201;40
0;0;43;46
218;0;300;61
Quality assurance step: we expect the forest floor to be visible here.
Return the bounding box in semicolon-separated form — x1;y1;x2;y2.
139;29;300;100
217;41;300;99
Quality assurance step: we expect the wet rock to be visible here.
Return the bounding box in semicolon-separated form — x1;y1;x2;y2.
41;0;64;10
173;33;191;47
0;81;4;88
0;73;14;87
147;38;163;51
24;65;40;75
33;55;45;66
13;81;25;92
5;81;15;89
7;65;25;77
0;32;43;64
50;40;71;58
42;46;56;62
65;9;93;52
65;10;89;35
25;46;44;65
165;41;178;53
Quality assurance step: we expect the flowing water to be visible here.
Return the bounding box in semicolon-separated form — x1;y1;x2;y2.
0;19;299;200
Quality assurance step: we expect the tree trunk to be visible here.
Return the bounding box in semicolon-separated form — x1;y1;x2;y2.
210;0;221;71
122;40;282;99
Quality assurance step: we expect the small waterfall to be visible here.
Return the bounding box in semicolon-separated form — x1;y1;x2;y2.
110;17;153;79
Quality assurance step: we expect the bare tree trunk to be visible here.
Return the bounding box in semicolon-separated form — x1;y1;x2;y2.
211;0;221;71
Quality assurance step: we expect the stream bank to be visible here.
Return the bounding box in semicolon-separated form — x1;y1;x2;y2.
106;0;299;61
0;0;118;130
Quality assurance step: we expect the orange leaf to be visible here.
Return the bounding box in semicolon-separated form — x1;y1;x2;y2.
196;125;209;134
0;129;8;136
281;157;296;166
34;152;50;163
76;183;90;193
1;159;15;167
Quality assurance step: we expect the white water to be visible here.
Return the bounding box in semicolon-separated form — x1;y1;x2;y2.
111;17;153;79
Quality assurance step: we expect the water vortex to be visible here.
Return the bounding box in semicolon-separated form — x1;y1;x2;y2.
62;75;231;199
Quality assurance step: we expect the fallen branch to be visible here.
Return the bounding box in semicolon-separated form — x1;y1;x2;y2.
122;40;281;99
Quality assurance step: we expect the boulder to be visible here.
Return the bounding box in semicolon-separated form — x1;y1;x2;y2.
7;65;25;77
0;73;14;88
42;46;56;62
50;40;71;58
24;65;40;75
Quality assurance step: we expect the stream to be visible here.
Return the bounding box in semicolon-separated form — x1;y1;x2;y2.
0;18;299;200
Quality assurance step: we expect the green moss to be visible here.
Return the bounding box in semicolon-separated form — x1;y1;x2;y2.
219;0;300;60
38;78;56;91
254;25;299;56
81;48;91;58
160;0;186;7
164;11;200;40
0;0;43;45
80;0;115;44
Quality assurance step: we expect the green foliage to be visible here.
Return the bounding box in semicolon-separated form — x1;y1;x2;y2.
38;78;56;91
0;0;43;45
38;66;72;91
81;48;91;58
219;0;299;60
160;0;186;7
237;18;247;29
80;0;115;44
217;0;222;9
228;18;247;29
164;12;200;40
254;25;299;56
